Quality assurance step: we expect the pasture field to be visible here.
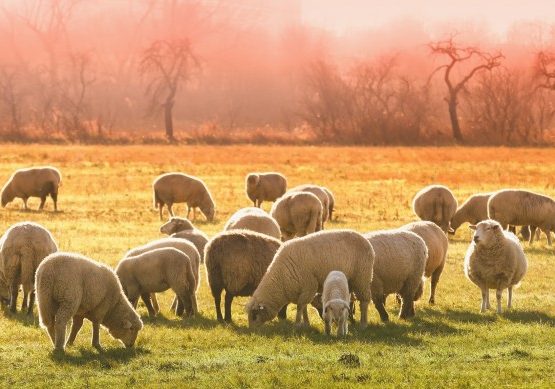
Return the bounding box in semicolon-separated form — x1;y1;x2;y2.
0;144;554;388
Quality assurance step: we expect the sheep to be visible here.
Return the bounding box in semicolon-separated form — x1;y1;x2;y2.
0;222;58;314
153;172;215;222
124;237;200;316
289;184;330;225
321;271;350;336
464;220;528;313
35;252;143;352
450;192;492;233
412;185;458;233
364;229;427;321
204;230;284;323
1;166;61;211
270;191;323;241
245;230;374;329
224;207;281;239
401;221;447;304
160;217;209;262
116;247;197;319
245;172;287;207
488;189;555;245
322;187;336;221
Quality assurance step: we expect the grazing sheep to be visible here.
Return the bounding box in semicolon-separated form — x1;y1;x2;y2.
205;230;283;322
124;237;200;315
0;222;58;314
488;189;555;245
246;230;374;329
160;217;209;262
450;192;492;233
322;187;336;221
36;252;143;351
401;221;447;304
412;185;458;233
321;271;350;336
464;220;528;313
116;247;197;319
270;191;322;241
289;184;330;225
224;207;281;239
153;173;215;222
364;229;427;321
1;166;61;211
245;172;287;207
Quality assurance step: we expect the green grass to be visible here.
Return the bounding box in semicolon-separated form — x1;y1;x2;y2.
0;145;554;388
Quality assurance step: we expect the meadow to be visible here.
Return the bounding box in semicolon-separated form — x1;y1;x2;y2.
0;144;554;388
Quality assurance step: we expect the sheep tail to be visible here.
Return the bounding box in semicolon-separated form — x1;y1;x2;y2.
307;207;321;233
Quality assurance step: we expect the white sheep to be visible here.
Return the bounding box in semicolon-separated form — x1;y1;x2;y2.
224;207;281;239
1;166;61;211
464;220;527;313
153;172;215;221
245;172;287;207
289;184;330;225
364;229;427;321
160;217;209;263
246;230;374;329
270;191;322;241
412;185;458;233
321;271;350;336
0;222;58;314
116;247;197;319
35;252;143;351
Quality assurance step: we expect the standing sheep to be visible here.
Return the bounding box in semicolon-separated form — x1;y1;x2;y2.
412;185;458;233
321;271;350;336
246;230;374;329
245;172;287;208
116;248;197;319
270;191;322;241
0;222;58;314
364;229;427;321
36;252;143;351
1;166;61;211
160;217;209;263
153;173;215;222
488;189;555;245
205;230;284;322
224;207;281;239
289;184;330;225
464;220;528;313
401;221;447;304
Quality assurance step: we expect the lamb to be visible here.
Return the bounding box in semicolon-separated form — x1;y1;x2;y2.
160;217;209;262
488;189;555;245
321;271;350;336
124;237;200;315
116;247;197;319
289;184;330;225
224;207;281;239
153;172;215;221
322;187;336;221
364;229;427;321
0;222;58;314
401;221;447;304
270;191;323;241
412;185;458;233
245;172;287;207
35;252;143;352
464;220;528;313
246;230;374;329
1;166;61;211
204;230;283;322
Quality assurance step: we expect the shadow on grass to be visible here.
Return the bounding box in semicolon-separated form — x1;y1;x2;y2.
4;207;63;215
415;307;555;326
141;312;220;330
0;307;39;327
50;345;150;367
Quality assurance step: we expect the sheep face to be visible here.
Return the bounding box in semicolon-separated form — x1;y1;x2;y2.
0;184;14;207
323;300;349;327
108;317;143;348
469;220;502;248
203;205;215;222
160;217;193;234
246;302;274;328
246;174;260;190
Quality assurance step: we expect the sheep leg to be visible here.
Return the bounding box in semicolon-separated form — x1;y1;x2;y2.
23;197;29;210
21;293;28;312
51;191;58;211
9;283;18;313
186;205;191;219
302;306;310;325
546;231;552;246
46;325;56;346
67;316;84;346
179;296;193;319
480;288;488;312
175;298;185;316
91;321;102;350
150;293;160;314
193;207;197;221
429;263;444;305
224;291;234;323
508;287;513;309
295;304;308;327
373;295;389;322
170;296;178;313
190;293;198;316
54;308;72;351
359;300;369;329
140;293;156;317
324;319;331;335
214;290;223;322
26;291;35;315
496;289;503;314
277;305;287;320
399;294;415;319
159;203;164;221
167;203;174;217
39;196;46;210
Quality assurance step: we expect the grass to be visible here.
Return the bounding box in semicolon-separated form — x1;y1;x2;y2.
0;144;554;388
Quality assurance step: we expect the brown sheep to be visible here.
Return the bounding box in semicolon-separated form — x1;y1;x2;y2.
245;172;287;207
1;166;61;211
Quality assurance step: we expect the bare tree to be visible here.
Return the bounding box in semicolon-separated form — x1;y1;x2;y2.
429;37;503;142
536;51;555;90
140;38;199;141
0;67;25;137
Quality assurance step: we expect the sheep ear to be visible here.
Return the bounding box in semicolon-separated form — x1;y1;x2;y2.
469;225;477;230
447;227;455;234
122;319;132;329
493;224;501;230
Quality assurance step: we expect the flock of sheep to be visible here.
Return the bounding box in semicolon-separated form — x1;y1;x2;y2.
0;166;546;353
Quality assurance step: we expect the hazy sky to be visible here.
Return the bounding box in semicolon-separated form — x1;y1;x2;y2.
301;0;554;35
